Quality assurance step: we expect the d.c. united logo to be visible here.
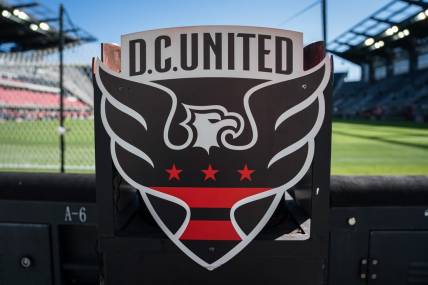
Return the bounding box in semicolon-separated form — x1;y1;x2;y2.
95;26;332;270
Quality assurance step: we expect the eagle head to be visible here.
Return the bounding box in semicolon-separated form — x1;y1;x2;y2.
181;104;243;154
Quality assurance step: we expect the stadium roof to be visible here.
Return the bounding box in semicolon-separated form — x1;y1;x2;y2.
328;0;428;64
0;0;96;52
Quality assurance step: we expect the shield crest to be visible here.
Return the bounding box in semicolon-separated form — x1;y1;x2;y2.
95;27;331;270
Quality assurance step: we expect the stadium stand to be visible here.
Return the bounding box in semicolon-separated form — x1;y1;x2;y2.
0;0;96;171
333;68;428;121
0;64;93;105
329;0;428;122
0;0;95;122
0;66;92;121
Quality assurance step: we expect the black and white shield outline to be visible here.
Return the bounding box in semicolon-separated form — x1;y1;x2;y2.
95;53;331;271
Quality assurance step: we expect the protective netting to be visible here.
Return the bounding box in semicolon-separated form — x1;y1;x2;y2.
0;47;95;172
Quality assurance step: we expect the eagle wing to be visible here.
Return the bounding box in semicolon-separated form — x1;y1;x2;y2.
95;59;177;168
228;56;332;242
95;59;193;240
247;56;332;181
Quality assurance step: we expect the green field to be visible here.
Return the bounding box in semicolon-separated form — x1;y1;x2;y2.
332;120;428;175
0;119;427;175
0;119;94;172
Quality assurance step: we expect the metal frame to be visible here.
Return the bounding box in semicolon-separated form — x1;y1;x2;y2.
0;1;96;52
328;0;428;63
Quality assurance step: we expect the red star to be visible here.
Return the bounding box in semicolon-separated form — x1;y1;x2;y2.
201;164;219;181
165;164;182;181
238;164;255;181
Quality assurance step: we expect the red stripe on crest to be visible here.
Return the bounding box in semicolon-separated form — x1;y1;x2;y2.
180;220;241;241
151;187;269;208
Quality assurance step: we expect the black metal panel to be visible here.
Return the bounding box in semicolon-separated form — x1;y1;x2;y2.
58;225;98;285
369;231;428;284
101;237;325;285
0;173;428;283
0;172;95;203
0;223;53;285
328;229;370;285
329;205;428;285
0;173;99;285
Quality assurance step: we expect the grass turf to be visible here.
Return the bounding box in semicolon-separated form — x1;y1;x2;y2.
332;120;428;175
0;119;94;172
0;119;427;175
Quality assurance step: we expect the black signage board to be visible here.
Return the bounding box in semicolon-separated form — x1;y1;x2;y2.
93;26;333;284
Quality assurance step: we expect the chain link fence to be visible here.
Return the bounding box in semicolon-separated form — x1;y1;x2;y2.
0;49;95;173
